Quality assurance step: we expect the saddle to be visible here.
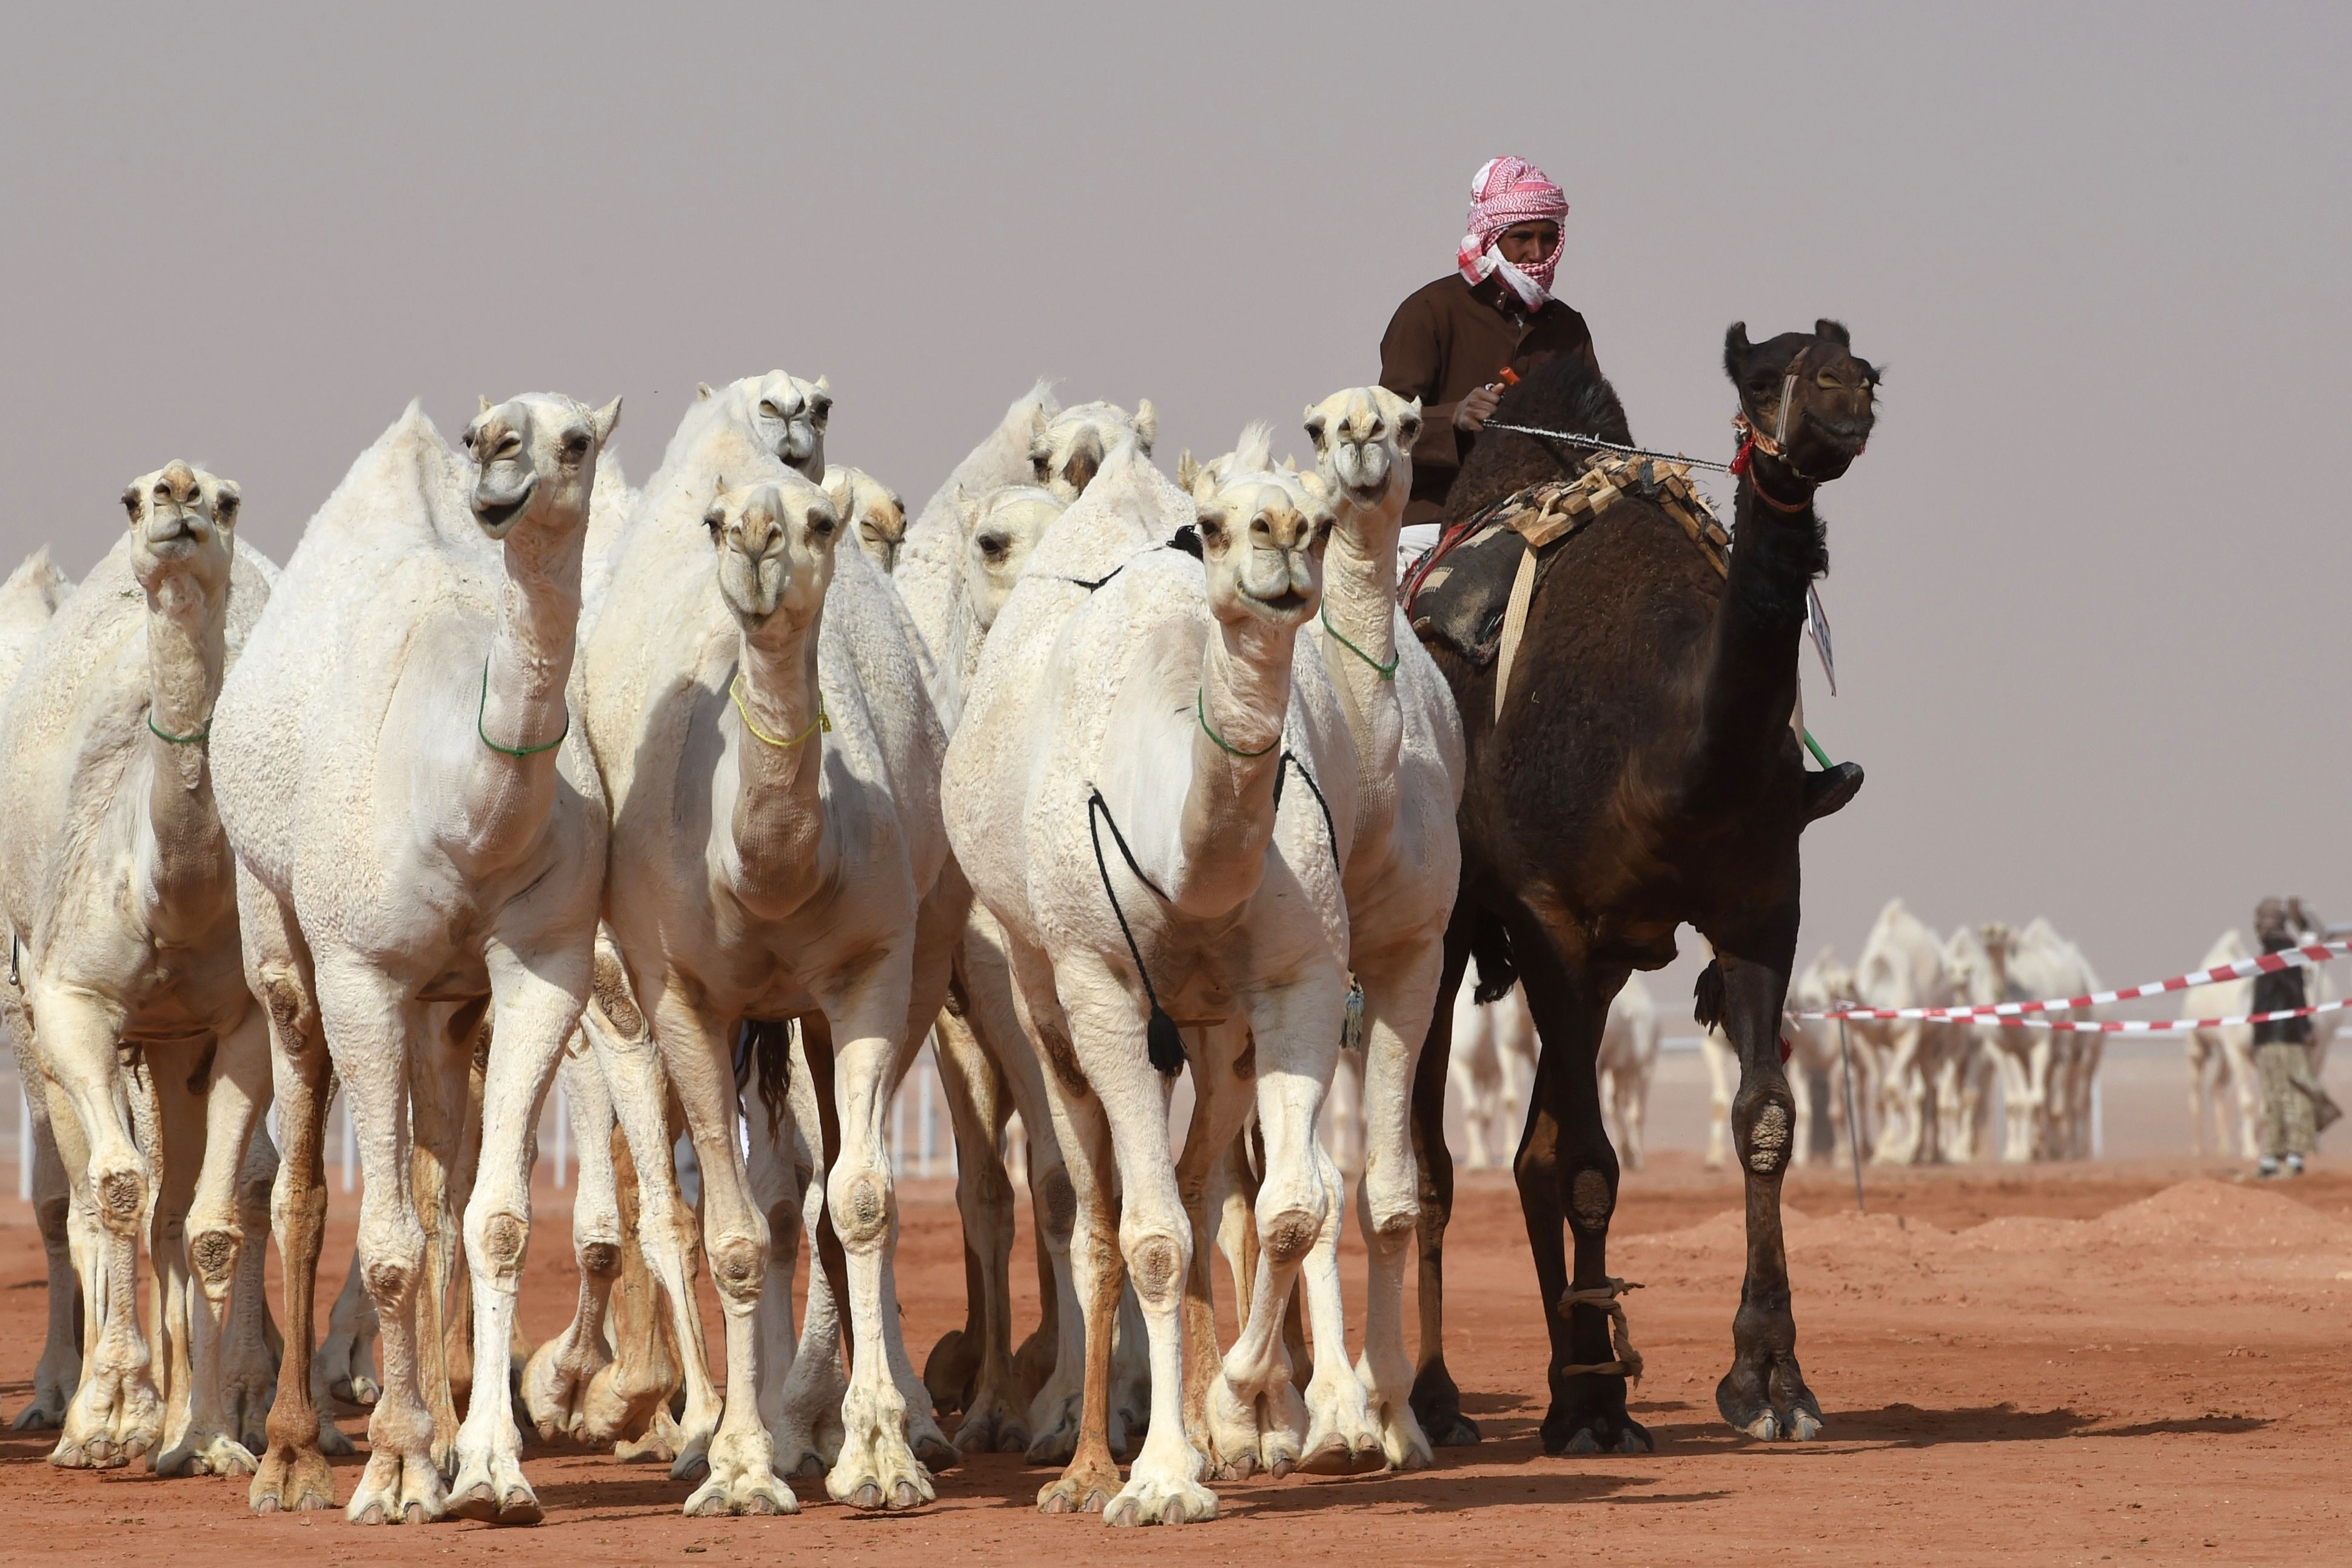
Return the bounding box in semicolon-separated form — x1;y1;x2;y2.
1404;452;1729;693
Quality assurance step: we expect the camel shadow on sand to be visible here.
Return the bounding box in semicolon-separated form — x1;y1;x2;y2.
1647;1403;2270;1450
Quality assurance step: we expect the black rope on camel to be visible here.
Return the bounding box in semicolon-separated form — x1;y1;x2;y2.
1272;749;1341;880
1086;788;1188;1076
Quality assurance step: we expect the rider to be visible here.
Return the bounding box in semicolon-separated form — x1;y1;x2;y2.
1380;155;1600;551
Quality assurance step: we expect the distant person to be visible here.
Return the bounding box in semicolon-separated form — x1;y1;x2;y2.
1381;156;1601;553
2250;897;2339;1178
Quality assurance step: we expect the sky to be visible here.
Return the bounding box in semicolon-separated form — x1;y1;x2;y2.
2;2;2345;1002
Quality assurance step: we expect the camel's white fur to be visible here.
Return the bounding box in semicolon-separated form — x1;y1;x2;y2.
1850;900;1952;1165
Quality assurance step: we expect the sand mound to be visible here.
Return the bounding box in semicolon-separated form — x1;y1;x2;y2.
2095;1178;2352;1250
1640;1202;1811;1254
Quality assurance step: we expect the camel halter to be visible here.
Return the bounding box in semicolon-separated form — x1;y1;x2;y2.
1197;689;1278;758
1319;606;1398;682
731;672;829;748
475;658;569;759
147;709;211;745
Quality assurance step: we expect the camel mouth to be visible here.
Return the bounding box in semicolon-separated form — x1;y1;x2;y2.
773;427;817;464
1249;586;1312;617
472;476;538;535
1803;411;1874;453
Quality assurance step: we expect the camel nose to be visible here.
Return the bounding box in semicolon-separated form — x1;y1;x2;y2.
737;503;784;561
159;461;199;506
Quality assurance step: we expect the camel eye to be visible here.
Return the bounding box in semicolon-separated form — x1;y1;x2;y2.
703;508;724;537
809;510;837;540
563;432;590;458
976;532;1009;564
216;493;240;521
810;398;832;422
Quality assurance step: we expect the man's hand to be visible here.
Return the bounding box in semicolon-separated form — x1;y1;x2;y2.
1455;384;1501;432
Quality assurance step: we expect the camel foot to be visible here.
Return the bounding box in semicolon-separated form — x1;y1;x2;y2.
922;1327;976;1419
447;1449;543;1526
346;1449;447;1526
317;1414;358;1458
1104;1467;1218;1529
1543;1376;1652;1456
12;1392;69;1432
1408;1364;1482;1447
249;1441;338;1513
1023;1385;1082;1466
156;1429;260;1478
683;1438;797;1518
1296;1370;1383;1475
521;1334;608;1446
913;1430;960;1473
952;1390;1029;1455
1037;1455;1121;1516
1361;1378;1436;1472
612;1406;683;1464
1716;1349;1823;1443
826;1416;935;1512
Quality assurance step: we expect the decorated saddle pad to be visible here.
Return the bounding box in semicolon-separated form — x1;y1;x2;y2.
1404;452;1727;669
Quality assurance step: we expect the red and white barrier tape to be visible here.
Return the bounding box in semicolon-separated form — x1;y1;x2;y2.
1794;938;2350;1024
1792;999;2347;1034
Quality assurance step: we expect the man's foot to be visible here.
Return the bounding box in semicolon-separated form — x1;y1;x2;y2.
2285;1153;2306;1178
2257;1155;2282;1179
1803;762;1864;825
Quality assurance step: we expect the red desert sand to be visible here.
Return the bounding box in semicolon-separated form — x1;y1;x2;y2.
4;1156;2347;1566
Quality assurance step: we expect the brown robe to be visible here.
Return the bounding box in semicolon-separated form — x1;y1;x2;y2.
1379;273;1600;528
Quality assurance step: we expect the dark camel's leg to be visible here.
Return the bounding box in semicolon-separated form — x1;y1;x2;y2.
1512;942;1647;1455
1406;922;1475;1446
1710;918;1820;1440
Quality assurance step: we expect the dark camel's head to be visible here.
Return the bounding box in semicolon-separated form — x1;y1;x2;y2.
1723;319;1877;485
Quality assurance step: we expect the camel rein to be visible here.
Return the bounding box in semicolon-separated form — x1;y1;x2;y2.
475;658;570;759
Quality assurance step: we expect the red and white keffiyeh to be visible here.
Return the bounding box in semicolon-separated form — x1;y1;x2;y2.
1456;155;1568;311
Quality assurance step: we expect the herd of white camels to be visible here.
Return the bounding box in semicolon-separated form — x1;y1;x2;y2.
0;369;1483;1529
1448;902;2339;1174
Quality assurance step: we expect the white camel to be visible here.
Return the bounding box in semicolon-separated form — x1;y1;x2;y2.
1448;957;1533;1171
823;466;908;574
1945;924;2037;1162
0;464;275;1479
578;376;957;1515
1775;947;1873;1168
1596;974;1662;1172
946;429;1356;1526
1850;900;1951;1164
1031;398;1158;501
2002;919;2103;1160
1295;384;1462;1474
0;546;79;1435
212;393;620;1525
2186;926;2342;1158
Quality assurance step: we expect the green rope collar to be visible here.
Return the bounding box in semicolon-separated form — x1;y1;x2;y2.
477;659;569;759
1197;688;1278;758
732;672;829;748
1319;606;1398;682
147;711;210;745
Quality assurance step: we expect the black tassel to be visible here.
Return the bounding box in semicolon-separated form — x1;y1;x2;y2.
1147;1005;1187;1075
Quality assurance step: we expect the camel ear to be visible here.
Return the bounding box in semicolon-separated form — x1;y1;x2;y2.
215;481;241;525
1298;469;1329;502
1723;323;1752;381
120;483;142;525
820;469;848;507
814;375;831;395
1302;407;1327;451
1131;399;1157;454
697;382;715;401
478;394;492;417
951;484;982;537
1397;397;1424;447
1176;451;1202;493
591;397;623;445
1815;318;1851;347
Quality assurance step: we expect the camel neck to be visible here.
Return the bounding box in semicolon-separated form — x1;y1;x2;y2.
1689;469;1822;801
457;528;586;868
725;616;831;919
1318;500;1406;848
138;569;233;914
1168;614;1294;917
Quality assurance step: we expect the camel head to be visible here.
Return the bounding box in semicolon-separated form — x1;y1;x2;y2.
1722;319;1877;486
462;392;623;544
1029;399;1156;501
121;460;239;600
1302;386;1421;521
706;475;839;635
821;466;906;574
1193;426;1333;631
747;371;831;480
952;483;1064;632
1795;945;1855;1010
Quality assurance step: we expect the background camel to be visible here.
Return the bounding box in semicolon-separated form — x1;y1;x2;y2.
1850;899;1952;1165
1407;322;1877;1454
212;394;620;1526
823;466;908;574
2186;926;2342;1158
0;464;275;1479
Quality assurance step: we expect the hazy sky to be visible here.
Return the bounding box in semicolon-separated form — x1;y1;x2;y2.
4;3;2345;999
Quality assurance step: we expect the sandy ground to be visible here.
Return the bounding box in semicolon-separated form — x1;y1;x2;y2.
2;1154;2348;1567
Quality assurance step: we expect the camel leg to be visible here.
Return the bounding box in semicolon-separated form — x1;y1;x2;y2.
742;1035;802;1445
156;1011;270;1478
584;997;715;1466
405;1006;474;1478
1407;924;1478;1447
1994;1044;2033;1163
35;991;162;1471
643;985;794;1518
1511;945;1649;1455
223;1120;282;1455
7;1007;81;1432
1353;941;1447;1472
243;879;338;1514
933;991;1027;1453
1279;980;1381;1480
521;1045;622;1442
1708;919;1821;1442
773;1020;849;1476
444;940;590;1525
318;1247;380;1406
1174;1024;1259;1478
148;1044;205;1473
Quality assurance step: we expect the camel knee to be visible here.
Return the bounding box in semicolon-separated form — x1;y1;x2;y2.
467;1209;529;1282
1737;1096;1796;1177
1567;1168;1615;1235
578;1240;621;1281
93;1161;147;1234
360;1233;425;1305
708;1231;766;1307
1359;1171;1419;1241
1124;1230;1187;1312
829;1167;892;1251
1034;1163;1076;1244
1259;1207;1319;1267
189;1224;241;1293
